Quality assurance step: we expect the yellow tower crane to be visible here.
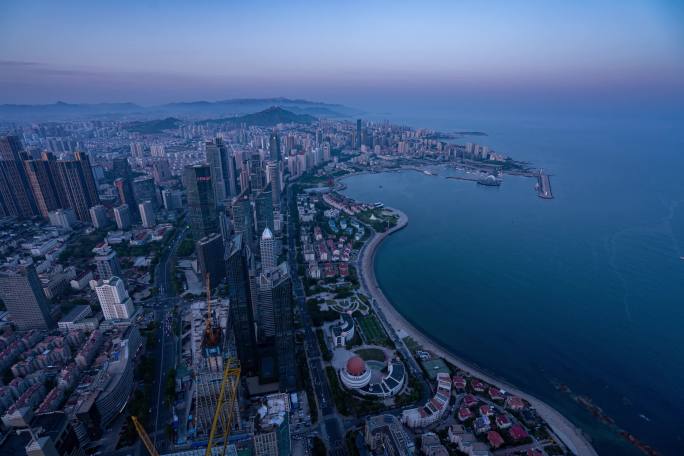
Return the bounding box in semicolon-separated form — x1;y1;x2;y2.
131;415;160;456
205;357;241;456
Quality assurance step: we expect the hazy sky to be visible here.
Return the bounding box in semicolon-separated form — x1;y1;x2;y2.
0;0;683;110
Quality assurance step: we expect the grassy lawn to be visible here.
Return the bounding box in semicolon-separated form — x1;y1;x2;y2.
355;348;386;362
403;336;422;353
357;314;391;346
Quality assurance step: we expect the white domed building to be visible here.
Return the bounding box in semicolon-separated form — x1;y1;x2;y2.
340;356;371;389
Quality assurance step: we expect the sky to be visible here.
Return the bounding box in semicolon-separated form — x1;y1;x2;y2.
0;0;683;112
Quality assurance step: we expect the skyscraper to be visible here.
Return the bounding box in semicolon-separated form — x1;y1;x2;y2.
255;184;275;237
226;235;257;374
111;157;132;179
89;204;109;229
114;204;131;230
114;178;139;219
0;265;54;330
248;152;265;195
196;233;226;287
138;201;156;228
23;153;65;218
183;164;218;240
94;276;135;320
266;161;281;209
132;176;158;210
260;228;276;271
52;152;100;222
257;263;296;391
0;135;38;218
356;119;362;149
269;133;281;162
206;138;229;206
231;193;254;248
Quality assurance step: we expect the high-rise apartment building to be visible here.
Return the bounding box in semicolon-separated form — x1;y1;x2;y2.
0;135;38;218
132;176;158;210
93;276;135;320
269;133;281;162
94;244;122;279
266;161;281;209
0;265;54;330
89;204;109;229
114;204;131;230
255;184;275;237
114;178;139;219
138;201;156;228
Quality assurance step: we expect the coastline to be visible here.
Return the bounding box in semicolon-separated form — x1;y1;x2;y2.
357;206;598;456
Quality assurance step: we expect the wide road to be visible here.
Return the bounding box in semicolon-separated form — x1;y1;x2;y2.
286;185;347;456
149;225;187;451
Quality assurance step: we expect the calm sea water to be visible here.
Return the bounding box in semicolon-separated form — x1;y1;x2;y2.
341;114;684;455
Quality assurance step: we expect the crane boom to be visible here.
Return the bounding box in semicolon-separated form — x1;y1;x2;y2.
131;416;159;456
204;358;241;456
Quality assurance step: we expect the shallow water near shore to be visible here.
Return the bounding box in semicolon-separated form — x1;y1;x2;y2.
341;116;684;455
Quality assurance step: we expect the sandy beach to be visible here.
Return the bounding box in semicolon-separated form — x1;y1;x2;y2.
358;207;598;456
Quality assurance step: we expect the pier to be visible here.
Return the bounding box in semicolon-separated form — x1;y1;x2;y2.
537;170;554;199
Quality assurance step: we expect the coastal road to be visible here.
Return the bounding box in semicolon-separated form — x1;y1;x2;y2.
286;185;347;456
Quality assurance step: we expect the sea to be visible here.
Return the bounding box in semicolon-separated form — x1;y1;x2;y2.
340;108;684;455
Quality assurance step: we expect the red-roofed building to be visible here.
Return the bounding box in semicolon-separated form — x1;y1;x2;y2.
495;414;512;429
471;379;486;393
462;394;478;408
458;407;473;422
487;431;505;449
489;387;504;401
479;405;493;417
509;424;529;441
505;396;525;411
527;449;543;456
452;376;466;390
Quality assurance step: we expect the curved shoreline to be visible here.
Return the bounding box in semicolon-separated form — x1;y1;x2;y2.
358;206;598;456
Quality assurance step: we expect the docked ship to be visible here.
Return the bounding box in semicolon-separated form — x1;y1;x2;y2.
477;175;501;186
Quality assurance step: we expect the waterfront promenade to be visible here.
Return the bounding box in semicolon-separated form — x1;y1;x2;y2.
358;207;598;456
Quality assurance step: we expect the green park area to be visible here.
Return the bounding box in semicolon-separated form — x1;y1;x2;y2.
356;314;392;346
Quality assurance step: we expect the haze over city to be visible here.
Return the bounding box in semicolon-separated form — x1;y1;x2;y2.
0;2;683;456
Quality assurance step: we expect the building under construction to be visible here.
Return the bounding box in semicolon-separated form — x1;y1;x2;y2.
188;295;241;440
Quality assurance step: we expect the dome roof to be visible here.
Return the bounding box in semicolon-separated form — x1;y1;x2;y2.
346;356;366;377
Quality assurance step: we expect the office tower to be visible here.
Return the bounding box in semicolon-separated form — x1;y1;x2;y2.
255;184;275;237
248;152;265;195
0;265;54;330
260;228;276;271
269;133;281;162
132;176;158;210
89;204;109;229
23;154;65;218
0;135;38;218
52;152;100;222
151;159;171;185
206;137;230;206
266;161;281;208
257;263;296;391
113;204;131;230
162;189;183;210
94;276;134;320
322;142;331;162
226;235;257;374
231;194;254;247
114;178;139;219
356;119;362;149
138;201;156;228
94;245;122;279
183;164;218;240
48;208;77;230
112;157;131;179
196;233;226;287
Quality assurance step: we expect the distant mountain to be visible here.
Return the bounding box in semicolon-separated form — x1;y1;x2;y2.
0;97;360;122
125;117;182;134
203;107;317;126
